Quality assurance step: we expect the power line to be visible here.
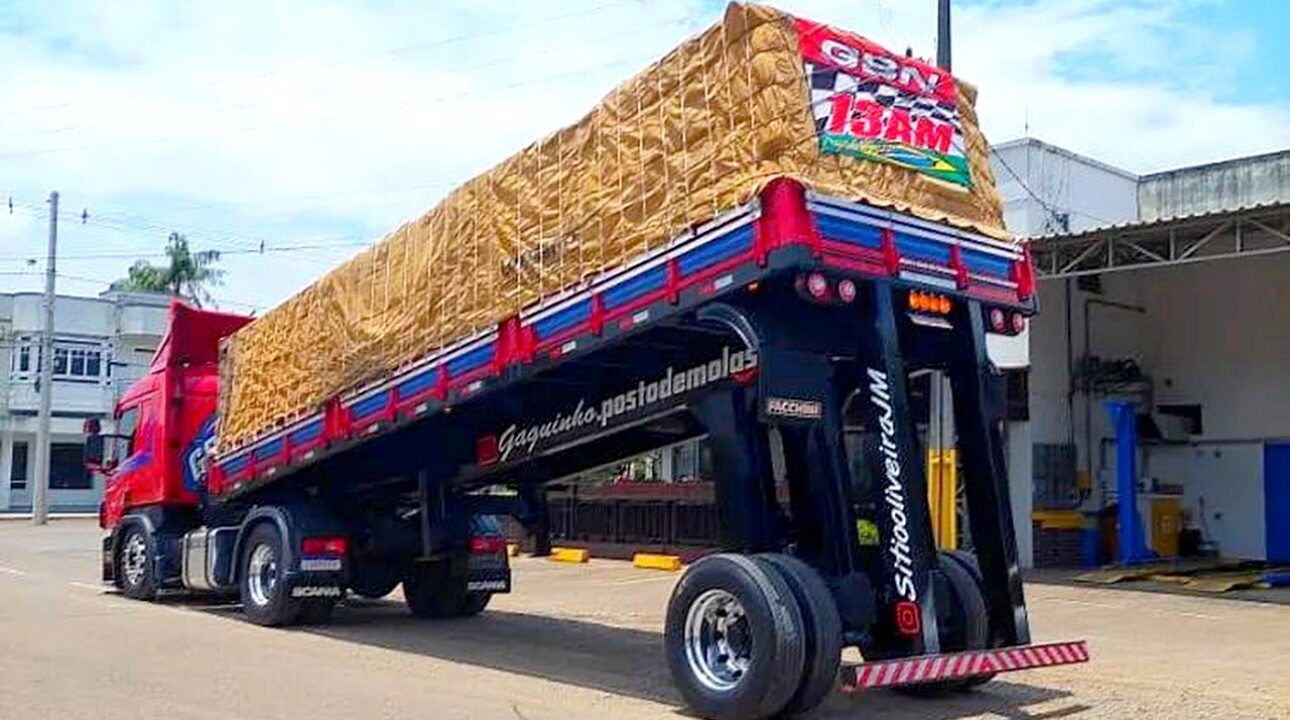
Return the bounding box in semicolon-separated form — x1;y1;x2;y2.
3;192;377;267
4;0;638;119
991;145;1121;233
0;10;703;159
0;239;373;263
1;268;266;312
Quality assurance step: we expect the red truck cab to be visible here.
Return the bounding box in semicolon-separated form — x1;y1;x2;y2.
94;301;251;530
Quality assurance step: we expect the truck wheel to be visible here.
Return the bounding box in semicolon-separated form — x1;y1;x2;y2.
299;599;337;625
239;523;303;627
755;554;842;717
118;526;159;601
893;552;989;697
402;560;467;619
943;550;996;690
458;591;492;616
664;554;806;720
349;559;402;599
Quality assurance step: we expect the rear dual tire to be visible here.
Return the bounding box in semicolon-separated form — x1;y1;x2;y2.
755;554;843;717
403;559;492;619
892;550;991;696
666;553;842;720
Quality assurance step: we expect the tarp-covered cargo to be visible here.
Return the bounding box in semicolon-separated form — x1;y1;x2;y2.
217;2;1008;450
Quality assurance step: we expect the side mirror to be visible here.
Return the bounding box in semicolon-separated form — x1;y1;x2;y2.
84;434;104;467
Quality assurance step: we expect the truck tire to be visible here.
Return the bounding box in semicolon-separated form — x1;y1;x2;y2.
117;525;159;601
893;552;989;697
458;591;492;616
402;560;468;619
239;523;303;627
299;599;337;625
943;550;996;690
664;554;806;720
755;554;842;718
348;559;402;599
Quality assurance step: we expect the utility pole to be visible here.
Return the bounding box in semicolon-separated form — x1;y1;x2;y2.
32;191;57;525
936;0;952;71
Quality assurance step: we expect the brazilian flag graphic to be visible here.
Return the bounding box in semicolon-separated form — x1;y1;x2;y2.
820;135;972;189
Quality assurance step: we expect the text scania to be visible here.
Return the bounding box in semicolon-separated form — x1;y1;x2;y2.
496;347;758;462
868;367;917;602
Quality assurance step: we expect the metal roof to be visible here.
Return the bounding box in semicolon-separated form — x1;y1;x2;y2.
1033;200;1289;242
1030;201;1290;278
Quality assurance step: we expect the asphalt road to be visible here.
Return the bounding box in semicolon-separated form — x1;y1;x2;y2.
1;519;1287;720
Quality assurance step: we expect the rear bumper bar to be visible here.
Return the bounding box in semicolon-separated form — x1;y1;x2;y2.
841;640;1089;692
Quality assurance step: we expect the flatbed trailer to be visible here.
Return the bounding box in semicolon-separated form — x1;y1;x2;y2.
91;179;1085;719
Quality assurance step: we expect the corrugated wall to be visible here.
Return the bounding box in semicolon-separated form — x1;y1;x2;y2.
1138;150;1289;221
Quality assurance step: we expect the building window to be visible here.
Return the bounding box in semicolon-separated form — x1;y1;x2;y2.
671;439;711;483
49;443;92;490
16;344;31;373
9;443;28;491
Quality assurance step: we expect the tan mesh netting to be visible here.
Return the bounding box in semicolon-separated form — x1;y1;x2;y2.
218;2;1007;450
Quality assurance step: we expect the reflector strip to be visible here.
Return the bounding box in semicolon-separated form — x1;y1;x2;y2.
842;640;1089;693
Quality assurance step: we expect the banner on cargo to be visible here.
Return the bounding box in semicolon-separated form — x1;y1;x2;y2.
797;19;972;189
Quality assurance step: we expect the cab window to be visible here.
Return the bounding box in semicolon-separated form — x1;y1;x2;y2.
116;406;141;458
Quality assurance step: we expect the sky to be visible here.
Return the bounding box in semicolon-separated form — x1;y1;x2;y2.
1;0;1286;312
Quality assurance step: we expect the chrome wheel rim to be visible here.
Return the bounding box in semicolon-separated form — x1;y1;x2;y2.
121;533;147;587
684;588;752;692
246;543;278;607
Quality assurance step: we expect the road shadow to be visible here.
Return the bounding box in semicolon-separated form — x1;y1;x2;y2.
265;600;1090;720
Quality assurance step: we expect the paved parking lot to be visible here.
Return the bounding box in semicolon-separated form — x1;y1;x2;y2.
1;519;1287;719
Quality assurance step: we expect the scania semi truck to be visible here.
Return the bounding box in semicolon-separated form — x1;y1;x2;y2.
87;6;1088;719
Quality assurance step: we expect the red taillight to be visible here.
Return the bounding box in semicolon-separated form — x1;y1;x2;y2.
837;278;857;303
806;272;830;300
302;536;348;556
989;307;1007;333
894;600;921;636
477;434;499;466
470;536;507;555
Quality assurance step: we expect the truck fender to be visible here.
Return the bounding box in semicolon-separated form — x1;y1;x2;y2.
231;502;349;583
232;506;298;583
107;508;165;584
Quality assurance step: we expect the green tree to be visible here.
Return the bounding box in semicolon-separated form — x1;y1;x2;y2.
112;232;225;307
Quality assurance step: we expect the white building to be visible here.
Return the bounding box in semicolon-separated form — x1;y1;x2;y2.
0;290;169;512
992;138;1290;565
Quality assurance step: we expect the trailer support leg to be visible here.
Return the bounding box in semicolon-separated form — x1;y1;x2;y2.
692;387;780;553
857;283;942;656
948;301;1031;645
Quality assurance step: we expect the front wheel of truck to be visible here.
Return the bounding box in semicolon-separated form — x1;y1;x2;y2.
117;525;159;601
239;523;303;626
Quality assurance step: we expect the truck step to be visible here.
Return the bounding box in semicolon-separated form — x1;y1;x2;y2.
841;640;1089;692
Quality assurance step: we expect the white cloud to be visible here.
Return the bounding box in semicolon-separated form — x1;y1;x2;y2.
0;0;1285;309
